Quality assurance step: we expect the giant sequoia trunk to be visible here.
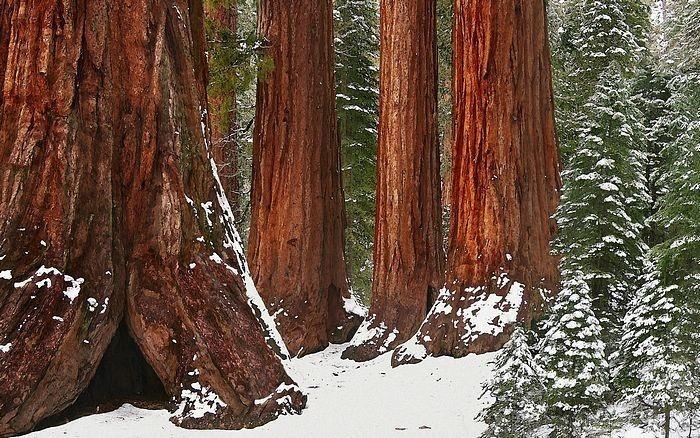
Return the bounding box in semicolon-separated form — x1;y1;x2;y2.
248;0;363;357
205;0;240;206
0;1;304;436
393;0;561;365
342;0;443;362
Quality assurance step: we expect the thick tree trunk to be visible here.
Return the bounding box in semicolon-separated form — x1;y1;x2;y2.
393;0;561;365
0;1;303;436
248;0;363;357
205;0;240;207
342;0;443;362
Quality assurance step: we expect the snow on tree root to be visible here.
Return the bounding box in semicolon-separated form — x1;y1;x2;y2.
392;271;550;366
341;315;401;362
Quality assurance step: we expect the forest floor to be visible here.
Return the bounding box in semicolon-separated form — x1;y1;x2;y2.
26;344;494;438
22;342;686;437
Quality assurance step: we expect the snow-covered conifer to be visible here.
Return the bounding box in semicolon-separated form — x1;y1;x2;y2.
554;66;649;334
478;326;545;438
334;0;379;300
538;272;610;436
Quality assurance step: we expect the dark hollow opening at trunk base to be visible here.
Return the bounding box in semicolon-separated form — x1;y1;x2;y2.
34;320;169;432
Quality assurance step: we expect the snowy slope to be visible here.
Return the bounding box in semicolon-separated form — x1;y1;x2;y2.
27;344;494;438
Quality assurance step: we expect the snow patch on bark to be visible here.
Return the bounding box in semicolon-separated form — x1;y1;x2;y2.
9;265;84;303
173;382;227;420
0;270;11;279
253;382;303;416
0;343;11;353
348;316;399;354
343;292;368;318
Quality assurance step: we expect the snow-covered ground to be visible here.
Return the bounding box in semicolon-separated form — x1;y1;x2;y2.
28;344;494;438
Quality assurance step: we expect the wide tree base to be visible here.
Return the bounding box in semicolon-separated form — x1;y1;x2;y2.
392;270;550;366
341;315;417;362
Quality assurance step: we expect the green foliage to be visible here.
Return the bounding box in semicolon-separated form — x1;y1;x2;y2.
554;67;649;334
204;0;268;239
335;0;379;303
614;264;699;430
478;326;545;438
437;0;453;243
538;272;611;437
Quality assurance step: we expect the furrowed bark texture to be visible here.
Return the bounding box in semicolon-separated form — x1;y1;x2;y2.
342;0;443;362
0;1;303;436
205;0;240;205
249;0;362;357
393;0;561;365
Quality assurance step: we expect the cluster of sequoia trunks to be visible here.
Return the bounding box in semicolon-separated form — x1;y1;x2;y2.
0;0;561;435
349;0;561;364
0;0;303;436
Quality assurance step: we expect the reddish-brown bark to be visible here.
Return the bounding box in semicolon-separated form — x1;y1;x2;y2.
0;1;303;435
393;0;561;365
342;0;443;362
248;0;363;357
205;0;240;205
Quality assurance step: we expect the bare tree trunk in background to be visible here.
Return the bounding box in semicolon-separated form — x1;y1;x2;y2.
249;0;363;357
205;0;241;210
0;1;304;435
393;0;561;365
342;0;443;362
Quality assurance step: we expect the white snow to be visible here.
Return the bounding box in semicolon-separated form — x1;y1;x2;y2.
27;344;494;438
62;275;84;303
0;270;11;279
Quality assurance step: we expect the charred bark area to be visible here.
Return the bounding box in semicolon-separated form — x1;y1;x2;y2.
393;0;561;365
0;1;303;436
248;0;362;357
343;0;443;362
75;322;167;408
36;321;168;430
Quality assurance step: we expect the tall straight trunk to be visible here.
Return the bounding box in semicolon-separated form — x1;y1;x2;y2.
249;0;363;357
393;0;561;365
205;0;240;208
342;0;443;362
0;1;303;435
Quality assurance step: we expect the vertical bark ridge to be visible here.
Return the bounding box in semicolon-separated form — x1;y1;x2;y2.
342;0;443;362
393;0;561;365
248;0;363;357
0;1;303;435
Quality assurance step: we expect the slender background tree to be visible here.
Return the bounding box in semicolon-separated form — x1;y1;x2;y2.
248;0;363;357
342;0;443;362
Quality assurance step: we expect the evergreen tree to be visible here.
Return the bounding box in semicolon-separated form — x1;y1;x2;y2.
554;66;649;334
614;265;697;435
335;0;379;302
553;0;649;158
568;0;647;87
478;326;545;438
659;0;700;373
614;2;700;434
631;61;675;246
204;0;265;240
538;272;611;437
